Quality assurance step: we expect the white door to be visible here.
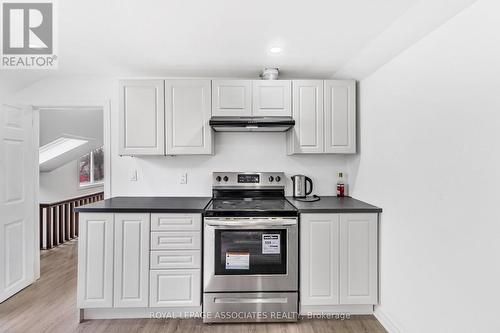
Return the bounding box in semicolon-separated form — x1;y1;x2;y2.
149;269;201;307
0;104;36;303
119;80;165;155
287;80;324;154
324;80;356;153
114;213;150;308
212;80;252;116
340;213;378;304
165;80;213;155
252;80;291;116
77;213;114;308
300;213;340;307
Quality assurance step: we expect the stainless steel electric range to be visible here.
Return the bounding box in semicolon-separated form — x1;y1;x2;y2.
203;172;298;323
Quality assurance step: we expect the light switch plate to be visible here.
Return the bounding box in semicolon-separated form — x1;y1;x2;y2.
130;169;138;181
179;172;187;184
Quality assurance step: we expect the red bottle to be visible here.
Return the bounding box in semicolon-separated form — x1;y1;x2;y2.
336;172;345;197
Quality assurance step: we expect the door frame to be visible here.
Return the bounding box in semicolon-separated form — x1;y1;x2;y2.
32;100;111;279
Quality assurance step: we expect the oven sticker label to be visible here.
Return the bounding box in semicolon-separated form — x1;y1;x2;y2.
225;251;250;270
262;234;280;254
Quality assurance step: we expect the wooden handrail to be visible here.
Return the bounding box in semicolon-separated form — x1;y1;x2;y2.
39;191;104;249
40;191;104;207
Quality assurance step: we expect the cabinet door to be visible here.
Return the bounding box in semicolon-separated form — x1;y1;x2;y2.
324;80;356;153
252;80;291;116
149;269;201;307
114;213;150;308
77;213;114;308
340;213;378;304
165;80;213;155
212;80;252;116
287;80;324;154
300;214;340;306
119;80;165;155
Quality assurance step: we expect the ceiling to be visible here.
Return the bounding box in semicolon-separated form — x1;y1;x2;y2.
1;0;420;93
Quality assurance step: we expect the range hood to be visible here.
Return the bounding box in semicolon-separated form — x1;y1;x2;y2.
209;116;295;132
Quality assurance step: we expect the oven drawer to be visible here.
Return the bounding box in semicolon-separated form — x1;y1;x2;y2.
151;214;201;231
203;292;298;323
150;250;201;269
151;231;201;250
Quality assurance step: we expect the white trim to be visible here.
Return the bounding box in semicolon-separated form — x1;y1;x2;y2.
300;304;374;315
82;306;203;320
33;108;40;280
374;306;403;333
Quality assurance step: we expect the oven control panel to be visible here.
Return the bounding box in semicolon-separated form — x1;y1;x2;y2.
213;172;285;187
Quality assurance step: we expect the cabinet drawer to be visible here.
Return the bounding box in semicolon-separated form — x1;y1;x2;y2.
151;214;201;231
150;269;201;307
151;231;201;250
150;250;201;269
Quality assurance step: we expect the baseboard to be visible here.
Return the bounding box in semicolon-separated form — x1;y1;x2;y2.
82;306;203;319
300;304;374;315
374;306;402;333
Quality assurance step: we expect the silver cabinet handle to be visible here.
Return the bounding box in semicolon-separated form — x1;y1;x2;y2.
204;220;296;227
214;297;288;304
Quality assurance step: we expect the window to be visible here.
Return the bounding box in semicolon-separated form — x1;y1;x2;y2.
79;147;104;188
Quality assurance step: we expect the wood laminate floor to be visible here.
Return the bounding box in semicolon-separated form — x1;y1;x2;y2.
0;240;386;333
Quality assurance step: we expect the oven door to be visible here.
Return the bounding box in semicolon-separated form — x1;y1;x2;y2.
204;217;298;292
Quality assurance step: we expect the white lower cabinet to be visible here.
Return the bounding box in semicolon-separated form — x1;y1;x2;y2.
77;213;114;308
339;213;378;304
300;213;378;312
149;213;202;309
78;212;202;314
300;214;340;306
113;213;150;308
149;269;201;307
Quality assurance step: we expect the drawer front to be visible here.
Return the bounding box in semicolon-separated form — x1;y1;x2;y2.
151;214;201;231
150;250;201;269
151;231;201;250
150;269;201;307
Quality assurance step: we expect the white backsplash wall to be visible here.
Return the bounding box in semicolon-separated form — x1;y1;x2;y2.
112;132;349;197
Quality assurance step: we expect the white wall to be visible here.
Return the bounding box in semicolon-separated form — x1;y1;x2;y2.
39;160;103;203
350;0;500;332
15;77;349;197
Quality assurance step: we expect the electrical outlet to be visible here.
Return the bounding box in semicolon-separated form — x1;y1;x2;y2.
179;172;187;184
130;169;138;181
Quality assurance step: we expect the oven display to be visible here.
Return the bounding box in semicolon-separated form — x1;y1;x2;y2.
238;174;260;183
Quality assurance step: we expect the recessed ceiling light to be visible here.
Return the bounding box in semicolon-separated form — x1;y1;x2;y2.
269;47;282;54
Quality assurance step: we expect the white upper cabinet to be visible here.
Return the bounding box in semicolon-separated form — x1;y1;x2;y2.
288;79;356;154
212;80;252;116
165;80;213;155
324;80;356;153
287;80;324;154
114;213;150;308
252;80;292;116
119;80;165;156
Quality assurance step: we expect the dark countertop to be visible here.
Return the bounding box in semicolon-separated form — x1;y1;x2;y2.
286;196;382;213
74;196;381;214
74;196;212;213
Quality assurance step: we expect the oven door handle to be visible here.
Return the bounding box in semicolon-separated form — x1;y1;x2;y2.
204;220;296;227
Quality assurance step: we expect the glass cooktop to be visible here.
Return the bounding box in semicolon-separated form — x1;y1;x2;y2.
205;198;298;217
